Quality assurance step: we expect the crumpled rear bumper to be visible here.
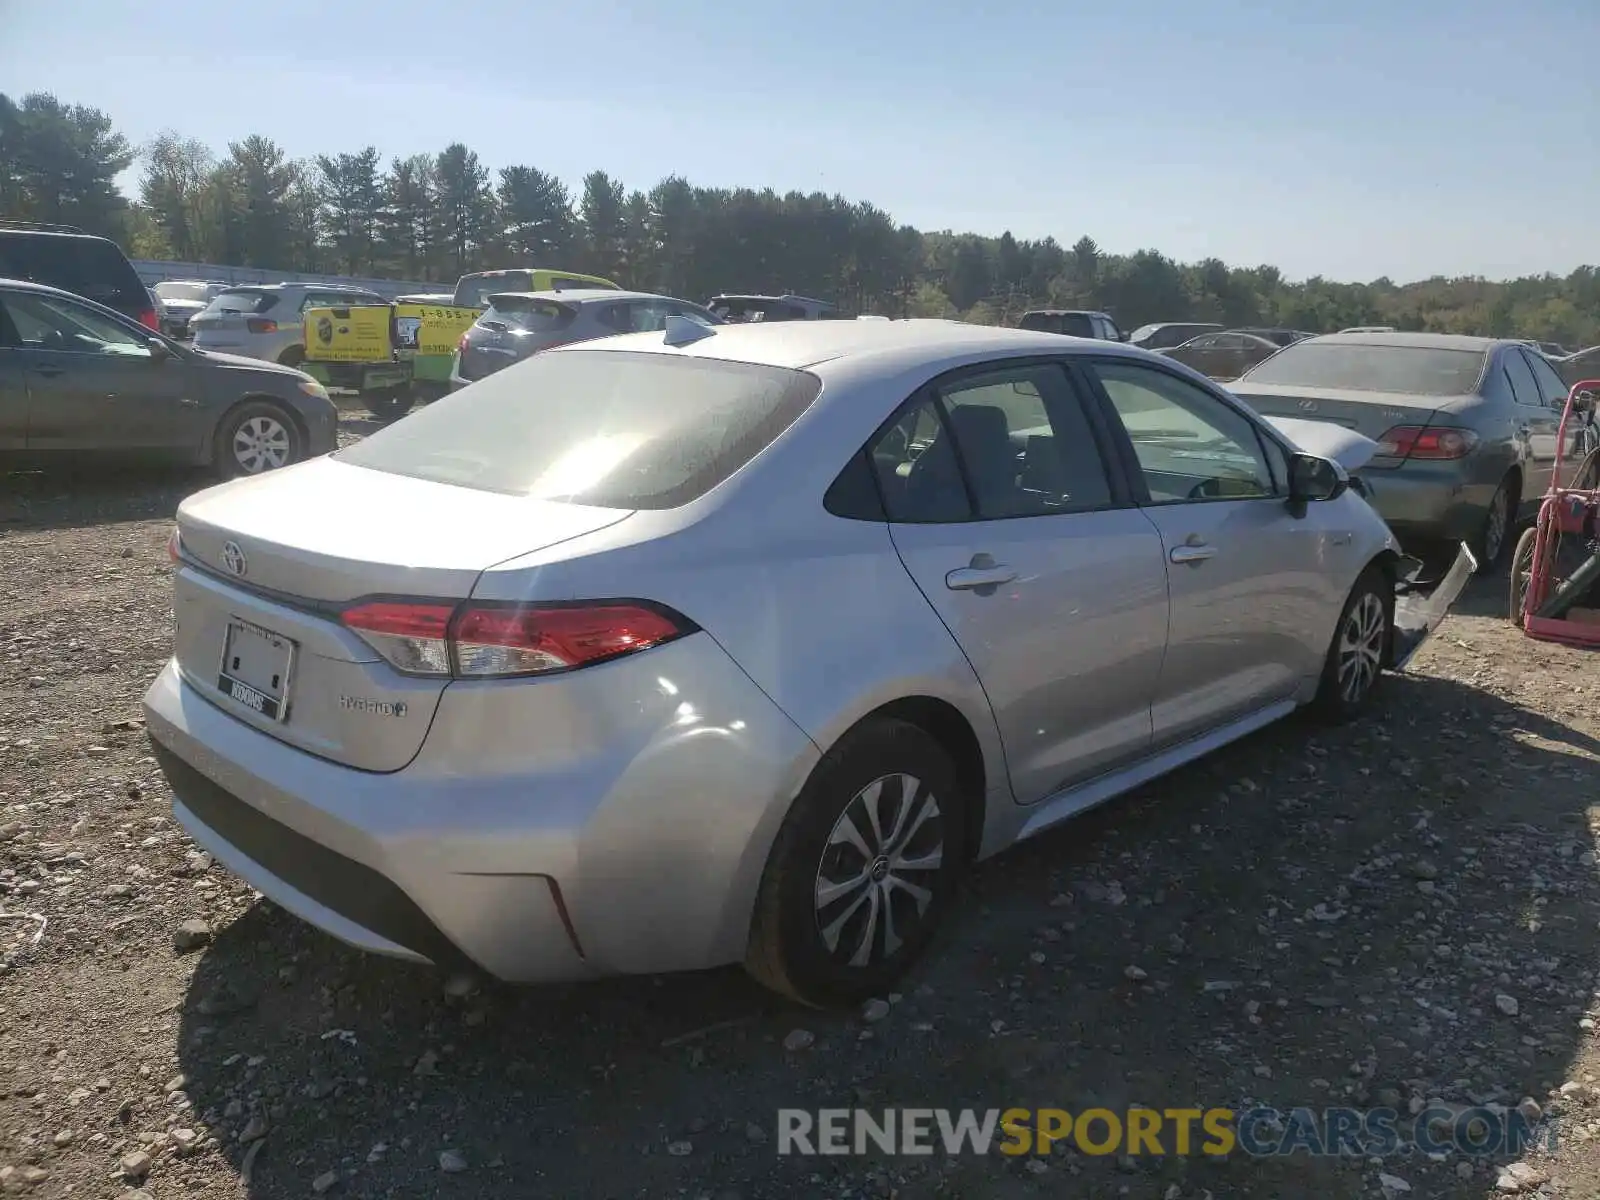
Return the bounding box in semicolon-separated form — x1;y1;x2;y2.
1392;542;1478;671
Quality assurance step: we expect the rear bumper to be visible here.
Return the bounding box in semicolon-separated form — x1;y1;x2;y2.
1362;461;1496;543
141;637;820;984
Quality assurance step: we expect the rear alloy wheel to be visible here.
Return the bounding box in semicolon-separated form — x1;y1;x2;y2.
1311;567;1393;722
217;401;302;478
745;719;966;1008
1509;525;1538;627
1472;476;1516;573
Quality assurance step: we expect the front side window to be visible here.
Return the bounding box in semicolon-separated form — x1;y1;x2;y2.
868;363;1114;522
2;292;151;357
1522;349;1571;407
1091;361;1274;503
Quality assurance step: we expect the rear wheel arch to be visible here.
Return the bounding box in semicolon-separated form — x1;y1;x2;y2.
277;344;306;368
858;696;988;863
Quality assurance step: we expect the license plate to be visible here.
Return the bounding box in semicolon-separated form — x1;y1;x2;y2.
217;618;296;722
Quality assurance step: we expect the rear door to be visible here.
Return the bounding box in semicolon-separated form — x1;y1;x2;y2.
1501;346;1557;501
873;358;1169;802
1082;357;1341;746
1523;348;1584;486
0;300;25;448
2;289;201;451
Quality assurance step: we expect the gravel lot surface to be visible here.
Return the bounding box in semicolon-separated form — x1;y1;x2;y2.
2;421;1598;1199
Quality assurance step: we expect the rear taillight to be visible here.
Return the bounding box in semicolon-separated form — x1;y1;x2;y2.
457;332;472;355
1375;425;1479;461
339;600;694;678
246;318;279;334
137;307;159;331
166;527;181;563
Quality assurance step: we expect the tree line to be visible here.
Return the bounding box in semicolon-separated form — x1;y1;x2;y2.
2;90;1598;348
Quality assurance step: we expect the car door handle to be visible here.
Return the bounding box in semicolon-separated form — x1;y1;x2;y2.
946;564;1017;591
1169;543;1218;565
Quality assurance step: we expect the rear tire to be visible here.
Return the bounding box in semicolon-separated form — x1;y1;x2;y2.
1470;474;1517;574
745;719;967;1008
1509;525;1538;627
215;400;303;479
366;389;414;423
1310;566;1394;723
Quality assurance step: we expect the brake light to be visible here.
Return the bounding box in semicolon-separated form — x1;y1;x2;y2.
1374;425;1479;461
246;318;279;334
137;307;159;331
166;527;181;563
339;600;694;678
457;332;472;355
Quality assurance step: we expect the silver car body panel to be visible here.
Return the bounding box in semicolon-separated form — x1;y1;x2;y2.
146;319;1412;980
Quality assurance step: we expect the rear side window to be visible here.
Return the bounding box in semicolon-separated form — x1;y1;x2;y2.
1241;343;1488;395
334;349;823;509
206;289;279;315
0;233;144;311
481;297;574;332
454;272;533;308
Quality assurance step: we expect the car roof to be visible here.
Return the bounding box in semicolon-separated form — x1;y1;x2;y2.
1305;331;1511;352
218;282;375;292
490;289;672;305
1023;308;1109;317
0;275;105;300
564;316;1145;372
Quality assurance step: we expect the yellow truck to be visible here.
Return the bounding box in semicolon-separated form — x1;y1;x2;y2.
302;268;620;421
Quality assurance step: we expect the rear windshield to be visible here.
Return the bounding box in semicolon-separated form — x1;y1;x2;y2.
0;232;145;310
480;296;573;332
1020;312;1095;337
154;281;215;303
1240;343;1489;395
334;349;823;509
454;272;533;309
204;288;279;315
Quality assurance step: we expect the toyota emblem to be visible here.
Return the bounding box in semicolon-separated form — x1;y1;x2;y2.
221;541;248;578
1297;399;1319;413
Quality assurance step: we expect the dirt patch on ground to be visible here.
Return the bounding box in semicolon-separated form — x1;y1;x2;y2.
2;431;1598;1199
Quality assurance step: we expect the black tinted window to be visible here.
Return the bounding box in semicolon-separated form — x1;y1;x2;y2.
206;289;279;315
1241;343;1488;395
0;233;143;311
334;349;822;509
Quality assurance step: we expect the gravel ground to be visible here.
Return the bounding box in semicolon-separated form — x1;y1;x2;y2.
2;422;1598;1200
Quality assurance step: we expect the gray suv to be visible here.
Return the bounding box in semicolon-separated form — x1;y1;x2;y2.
190;282;389;367
450;290;722;389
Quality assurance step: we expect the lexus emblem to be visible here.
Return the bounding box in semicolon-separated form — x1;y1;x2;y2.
1297;399;1319;412
221;541;248;578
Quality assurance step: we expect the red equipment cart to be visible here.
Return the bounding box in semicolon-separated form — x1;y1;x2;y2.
1511;378;1600;644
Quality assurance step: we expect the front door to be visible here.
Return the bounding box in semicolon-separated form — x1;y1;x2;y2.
1081;357;1344;747
2;289;198;452
872;358;1170;804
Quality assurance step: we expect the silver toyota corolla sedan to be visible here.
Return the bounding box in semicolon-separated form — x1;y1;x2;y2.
142;318;1455;1008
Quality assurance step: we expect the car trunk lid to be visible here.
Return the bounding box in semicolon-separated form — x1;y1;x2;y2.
1228;383;1447;445
170;457;634;771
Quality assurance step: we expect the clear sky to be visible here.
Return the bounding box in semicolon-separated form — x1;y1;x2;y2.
3;0;1596;284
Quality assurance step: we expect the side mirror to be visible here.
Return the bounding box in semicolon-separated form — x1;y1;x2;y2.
1572;389;1596;413
1288;452;1348;504
147;337;173;361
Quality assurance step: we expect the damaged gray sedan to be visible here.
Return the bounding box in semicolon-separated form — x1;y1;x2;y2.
143;320;1472;1009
